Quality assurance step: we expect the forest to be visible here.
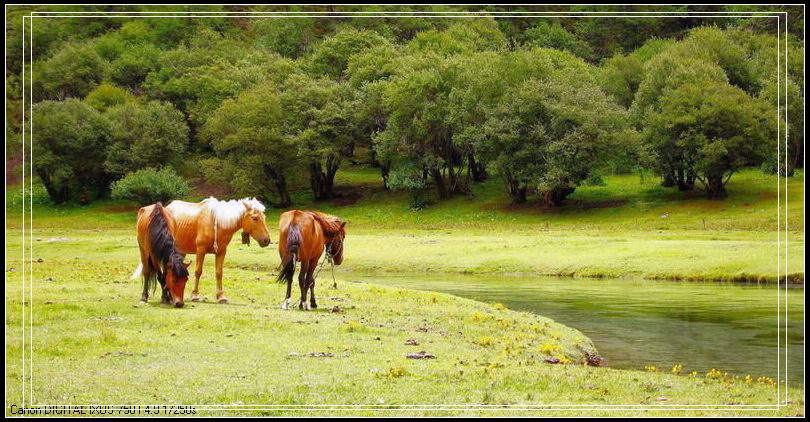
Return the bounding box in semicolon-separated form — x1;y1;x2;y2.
6;5;804;208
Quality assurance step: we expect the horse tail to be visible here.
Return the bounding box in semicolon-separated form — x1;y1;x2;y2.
130;262;143;280
276;223;301;284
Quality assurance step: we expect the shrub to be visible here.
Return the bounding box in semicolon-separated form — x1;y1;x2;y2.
111;167;191;206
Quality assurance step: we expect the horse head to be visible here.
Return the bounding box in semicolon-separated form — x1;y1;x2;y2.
165;256;190;308
240;198;271;248
328;220;347;266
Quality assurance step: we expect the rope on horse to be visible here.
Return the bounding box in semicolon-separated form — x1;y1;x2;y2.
314;238;337;289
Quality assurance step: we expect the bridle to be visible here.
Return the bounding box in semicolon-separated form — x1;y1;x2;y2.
315;235;342;289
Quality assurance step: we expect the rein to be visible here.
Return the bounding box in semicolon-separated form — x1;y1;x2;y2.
314;237;338;289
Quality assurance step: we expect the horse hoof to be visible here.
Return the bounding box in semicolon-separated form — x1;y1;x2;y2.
190;296;201;302
217;297;229;304
310;303;318;309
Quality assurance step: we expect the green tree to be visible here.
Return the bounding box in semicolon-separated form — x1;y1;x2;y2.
103;101;189;177
480;66;629;206
408;18;507;56
306;27;391;80
278;74;351;200
202;82;295;207
523;21;592;60
252;17;317;59
84;83;134;112
32;99;111;204
644;81;773;199
35;42;107;101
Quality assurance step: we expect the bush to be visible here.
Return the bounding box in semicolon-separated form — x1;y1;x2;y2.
111;167;191;206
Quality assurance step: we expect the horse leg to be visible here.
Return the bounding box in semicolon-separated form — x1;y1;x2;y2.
298;260;310;310
214;252;228;304
308;259;318;309
191;249;205;302
283;274;293;310
139;252;150;304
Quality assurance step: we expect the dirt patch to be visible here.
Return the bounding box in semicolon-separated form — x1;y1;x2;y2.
328;183;386;206
190;177;235;199
101;204;139;213
6;154;23;186
484;198;629;214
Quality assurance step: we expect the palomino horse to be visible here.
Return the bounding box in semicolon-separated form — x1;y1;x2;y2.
164;197;271;304
277;210;346;310
132;202;190;308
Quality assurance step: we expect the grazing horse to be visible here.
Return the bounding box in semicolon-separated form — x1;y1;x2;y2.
277;210;346;310
132;202;190;308
163;197;272;304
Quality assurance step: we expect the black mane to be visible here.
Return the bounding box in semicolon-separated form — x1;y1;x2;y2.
148;203;189;281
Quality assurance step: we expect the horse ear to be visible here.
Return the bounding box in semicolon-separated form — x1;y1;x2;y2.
242;231;250;246
340;221;347;230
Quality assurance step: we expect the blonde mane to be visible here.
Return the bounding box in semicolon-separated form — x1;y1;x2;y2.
203;197;266;231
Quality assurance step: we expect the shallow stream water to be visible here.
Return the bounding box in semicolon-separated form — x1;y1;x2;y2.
351;274;804;384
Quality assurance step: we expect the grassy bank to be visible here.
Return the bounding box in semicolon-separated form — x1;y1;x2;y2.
4;248;803;416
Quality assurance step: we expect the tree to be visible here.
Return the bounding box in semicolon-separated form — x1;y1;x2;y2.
479;50;630;206
306;28;391;80
34;42;107;101
597;38;673;109
644;81;772;199
202;82;296;207
375;52;462;199
32;99;111;204
408;18;507;56
84;83;134;112
631;49;729;191
277;74;351;200
144;44;297;141
523;21;592;60
109;44;161;90
252;17;317;59
103;101;189;177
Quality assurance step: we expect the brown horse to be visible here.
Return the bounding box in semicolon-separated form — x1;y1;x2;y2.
133;202;190;308
162;197;272;304
277;210;346;310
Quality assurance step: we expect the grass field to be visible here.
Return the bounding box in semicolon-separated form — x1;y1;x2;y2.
4;166;804;416
7;166;804;281
4;250;803;416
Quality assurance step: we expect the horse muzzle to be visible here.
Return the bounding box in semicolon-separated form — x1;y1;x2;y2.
173;299;184;308
258;237;271;248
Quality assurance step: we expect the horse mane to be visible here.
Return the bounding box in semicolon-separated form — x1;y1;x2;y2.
203;197;266;231
148;204;188;279
308;211;345;237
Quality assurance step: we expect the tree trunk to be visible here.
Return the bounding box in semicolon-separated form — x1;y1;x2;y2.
309;158;340;200
704;175;727;200
431;169;448;199
661;169;677;187
380;160;391;189
540;186;576;207
507;177;527;204
265;166;291;207
468;152;487;182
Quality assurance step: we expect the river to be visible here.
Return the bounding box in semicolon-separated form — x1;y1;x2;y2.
351;274;804;384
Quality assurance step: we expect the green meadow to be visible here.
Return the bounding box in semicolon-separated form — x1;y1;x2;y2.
4;166;805;416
